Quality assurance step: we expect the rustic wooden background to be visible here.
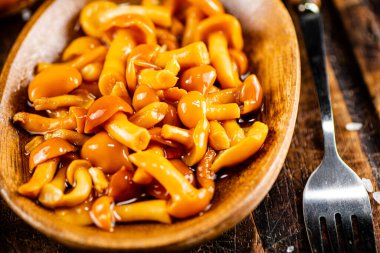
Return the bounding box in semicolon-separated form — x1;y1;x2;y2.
1;0;380;252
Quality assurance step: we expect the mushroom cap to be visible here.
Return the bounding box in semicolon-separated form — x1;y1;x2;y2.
183;118;210;166
28;66;82;102
84;95;133;133
195;14;244;50
79;1;117;38
66;159;92;185
62;36;101;62
100;14;157;45
81;131;133;174
178;91;207;129
29;138;76;171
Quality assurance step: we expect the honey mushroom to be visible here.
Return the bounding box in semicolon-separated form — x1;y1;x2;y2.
99;3;172;28
182;6;204;46
161;118;209;166
179;65;216;95
132;144;165;185
84;95;151;152
129;151;210;218
36;46;108;74
196;148;217;202
206;74;264;115
187;0;225;16
44;129;90;146
211;121;268;172
39;160;93;208
126;44;160;93
32;89;95;111
177;91;240;129
14;0;270;229
195;14;243;88
154;41;210;69
81;131;133;174
90;196;115;231
62;36;102;62
114;200;171;224
18;158;59;198
108;166;142;202
28;137;75;171
129;102;169;129
98;14;157;95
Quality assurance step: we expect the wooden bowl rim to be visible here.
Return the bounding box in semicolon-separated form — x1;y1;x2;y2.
0;0;300;250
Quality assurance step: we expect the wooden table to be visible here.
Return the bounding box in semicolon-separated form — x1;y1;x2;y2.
1;1;380;252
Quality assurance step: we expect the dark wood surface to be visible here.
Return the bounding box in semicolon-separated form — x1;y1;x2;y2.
1;0;380;252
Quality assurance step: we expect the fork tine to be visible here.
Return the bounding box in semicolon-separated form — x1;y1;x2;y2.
325;216;340;253
304;216;323;253
340;215;355;253
357;215;376;253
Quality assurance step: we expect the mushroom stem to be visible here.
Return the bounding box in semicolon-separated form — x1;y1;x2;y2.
114;200;171;224
13;112;76;134
18;158;59;198
196;148;216;201
103;112;151;152
209;121;230;150
208;32;241;88
206;103;240;121
187;0;225;16
129;102;169;129
44;129;90;146
223;120;245;146
99;29;136;95
129;151;210;218
32;91;94;111
161;125;193;148
211;121;268;172
182;6;204;46
154;42;210;69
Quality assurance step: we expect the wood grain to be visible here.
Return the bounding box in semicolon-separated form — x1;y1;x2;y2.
0;0;300;251
2;0;380;252
332;0;380;119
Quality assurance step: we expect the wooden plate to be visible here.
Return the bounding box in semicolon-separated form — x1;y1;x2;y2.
0;0;300;251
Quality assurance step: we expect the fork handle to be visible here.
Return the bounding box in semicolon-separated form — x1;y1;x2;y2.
298;5;338;156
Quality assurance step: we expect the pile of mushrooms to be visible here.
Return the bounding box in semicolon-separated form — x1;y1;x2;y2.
13;0;268;231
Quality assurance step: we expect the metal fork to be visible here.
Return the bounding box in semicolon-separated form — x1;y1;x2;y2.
294;1;377;252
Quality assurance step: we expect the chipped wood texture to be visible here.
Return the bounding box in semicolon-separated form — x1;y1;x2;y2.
1;0;380;252
332;0;380;118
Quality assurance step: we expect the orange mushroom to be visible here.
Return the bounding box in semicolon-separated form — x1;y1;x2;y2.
79;1;117;38
18;158;59;198
28;65;82;102
114;200;171;224
129;151;210;218
196;148;216;201
81;131;134;174
32;89;95;111
187;0;225;16
98;29;136;96
100;5;172;28
182;6;204;46
211;121;268;172
108;166;143;202
90;196;115;231
178;91;240;128
84;95;133;133
132;84;160;111
44;129;90;146
154;42;210;69
239;74;263;114
195;14;243;88
62;36;102;62
126;44;160;93
209;121;230;150
180;65;216;95
161;118;209;166
129;102;168;129
28;138;75;171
